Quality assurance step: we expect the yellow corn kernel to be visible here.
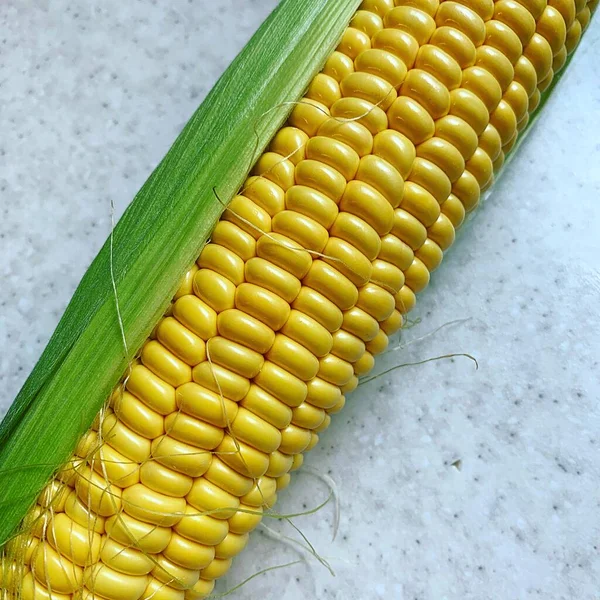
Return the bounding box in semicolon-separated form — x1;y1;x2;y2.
217;308;275;353
253;152;296;191
395;285;417;314
337;27;372;60
366;329;389;355
306;73;342;109
385;6;437;46
331;329;366;363
343;306;380;342
243;175;285;217
140;461;193;498
430;26;477;69
126;364;177;415
174;265;198;300
452;170;481;212
341;72;398;111
173;505;228;546
281;309;333;357
230;407;283;454
354;351;375;376
305;136;360;182
192;361;250;401
266;450;295;478
151;436;211;478
254;361;308;408
449;88;491;136
113;390;164;439
417;137;466;183
331;97;389;135
305;377;343;409
465;148;493;188
475;45;515;92
318;117;374;157
278;424;313;455
269;127;308;166
400;181;441;227
372;28;419;68
318;353;355;386
176;382;238;428
187;478;240;520
323;236;372;286
355;48;408;88
240;384;293;429
206;336;264;379
205;458;253;502
152;555;199;591
227;504;262;535
380;309;404;335
415;44;463;91
141;340;192;388
64;490;105;534
392;207;428;250
121;483;185;527
164;412;224;451
164;533;215;571
100;537;154;576
303;260;359;311
436;2;486;46
90;443;140;488
284;186;339;231
46;513;101;567
323;50;355;82
351;10;384;37
32;542;83;594
524;33;553;81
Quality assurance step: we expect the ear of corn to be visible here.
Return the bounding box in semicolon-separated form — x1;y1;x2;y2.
0;0;362;547
1;0;595;597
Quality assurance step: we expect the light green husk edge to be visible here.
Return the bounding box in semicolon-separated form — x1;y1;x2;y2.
0;0;362;547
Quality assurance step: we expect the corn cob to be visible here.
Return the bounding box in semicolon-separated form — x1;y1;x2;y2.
0;0;594;598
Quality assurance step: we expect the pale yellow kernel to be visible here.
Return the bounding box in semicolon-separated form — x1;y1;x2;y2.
288;98;330;137
372;28;419;68
164;412;224;451
84;563;149;600
524;33;553;80
31;543;83;594
253;152;296;191
415;44;463;90
318;353;355;386
400;181;442;227
244;256;302;303
165;533;215;571
475;45;515;92
256;232;313;279
337;27;372;60
356;154;405;208
330;212;382;261
204;457;254;497
91;443;140;488
306;377;342;409
278;424;313;455
318;117;374;157
306;73;342;108
152;554;199;591
427;213;456;251
323;51;355;82
548;0;575;27
323;236;373;286
327;394;347;414
330;96;389;135
269;127;309;166
151;435;212;478
193;269;236;314
174;264;198;301
243;175;286;217
141;340;192;387
217;308;275;354
281;309;333;357
331;329;366;362
254;361;308;408
339;180;395;234
140;461;193;498
176;382;238;428
199;557;232;581
74;465;122;519
186;578;215;599
378;233;414;270
392;207;428;250
222;195;271;239
227;504;263;535
303;260;359;311
172;295;218;342
380;309;404;335
385;6;436;45
435;2;486;46
371;259;405;293
143;578;186;600
295;158;347;202
366;329;390;355
102;413;151;463
430;26;477;69
241;384;292;429
292;402;326;430
174;504;228;546
101;537;154;576
387;95;435;145
401;69;451;120
65;489;106;534
357;282;396;321
121;483;185;527
206;336;264;379
235;282;291;331
372;129;416;179
305;432;320;452
355;48;408;88
395;285;417;313
192;361;250;402
351;10;384;38
360;0;395;17
305;136;360;181
214;532;250;560
266;334;320;381
38;480;69;512
404;257;431;293
415;238;444;272
156;317;206;367
266;450;295;477
187;478;240;520
494;0;537;45
216;435;269;480
454;0;494;19
449;88;489;135
484;20;523;65
21;572;70;600
292;286;344;332
341;71;398;111
452;170;482;212
197;243;245;285
354;351;375;376
46;513;101;567
342;306;380;342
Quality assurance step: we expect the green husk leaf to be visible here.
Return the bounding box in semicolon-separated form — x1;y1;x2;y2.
0;0;361;546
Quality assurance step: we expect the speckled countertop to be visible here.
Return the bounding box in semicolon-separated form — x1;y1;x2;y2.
1;2;599;599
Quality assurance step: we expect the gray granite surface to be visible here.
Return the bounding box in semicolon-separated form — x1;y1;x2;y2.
1;2;599;599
